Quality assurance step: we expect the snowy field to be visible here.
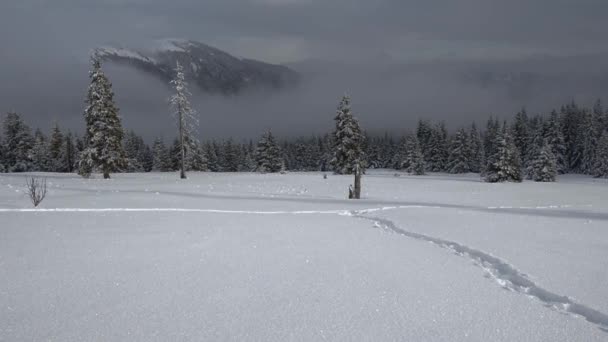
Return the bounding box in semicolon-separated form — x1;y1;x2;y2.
1;171;608;341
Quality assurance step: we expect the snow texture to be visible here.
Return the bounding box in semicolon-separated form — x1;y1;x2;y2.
1;171;608;341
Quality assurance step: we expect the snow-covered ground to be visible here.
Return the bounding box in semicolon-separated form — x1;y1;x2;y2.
1;171;607;341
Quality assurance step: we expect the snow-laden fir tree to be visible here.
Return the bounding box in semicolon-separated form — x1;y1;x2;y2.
469;123;484;173
483;117;500;166
62;132;76;173
2;112;34;172
425;122;449;172
580;109;598;175
222;139;241;172
169;61;198;179
484;122;522;183
446;128;471;174
529;138;557;182
31;129;50;172
400;135;425;175
48;123;64;172
151;138;171;172
416;120;433;163
79;57;126;179
524;124;544;179
255;130;283;173
593;130;608;178
205;142;220;172
330;95;365;174
544;110;567;174
560;101;584;172
123;130;144;172
511;108;530;161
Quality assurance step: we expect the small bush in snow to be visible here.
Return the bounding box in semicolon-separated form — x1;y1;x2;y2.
26;177;47;207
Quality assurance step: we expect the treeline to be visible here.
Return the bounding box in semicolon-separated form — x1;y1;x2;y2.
1;99;607;180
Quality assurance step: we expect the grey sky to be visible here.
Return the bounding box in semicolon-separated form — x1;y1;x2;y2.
1;0;607;140
2;0;607;63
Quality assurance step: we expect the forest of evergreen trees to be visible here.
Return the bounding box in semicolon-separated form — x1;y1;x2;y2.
1;59;607;181
2;100;608;180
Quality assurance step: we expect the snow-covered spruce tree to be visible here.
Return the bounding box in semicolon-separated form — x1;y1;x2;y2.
123;130;144;172
222;139;241;172
560;101;584;172
31;129;50;172
446;128;471;174
48;123;64;172
524;124;544;179
152;138;170;172
469;122;484;173
2;112;34;172
255;130;283;173
530;139;557;182
580;109;599;175
400;135;425;175
544;110;567;174
169;61;198;179
330;95;365;175
484;122;522;183
80;57;126;179
416;120;433;164
593;131;608;178
483;117;499;158
425;123;449;172
511;108;530;162
62;132;76;173
205;142;220;172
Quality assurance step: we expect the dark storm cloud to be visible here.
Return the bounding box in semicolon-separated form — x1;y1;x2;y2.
1;0;608;140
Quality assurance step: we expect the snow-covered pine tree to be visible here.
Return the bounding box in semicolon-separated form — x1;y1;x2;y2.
483;117;500;168
2;112;34;172
446;128;471;174
170;138;181;171
524;124;544;179
330;95;365;174
255;130;283;173
529;139;557;182
48;123;64;172
62;132;76;173
123;130;144;172
0;130;5;173
185;141;207;172
151;138;170;172
484;122;522;183
392;136;408;170
31;129;50;172
580;109;599;175
205;142;220;172
222;139;240;172
511;108;530;163
544;110;567;174
169;61;198;179
560;101;584;172
425;123;449;172
469;122;484;173
593;131;608;178
593;99;605;137
416;120;433;164
80;57;126;179
401;135;425;175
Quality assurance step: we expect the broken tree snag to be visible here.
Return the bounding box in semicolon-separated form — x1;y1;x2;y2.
353;163;362;199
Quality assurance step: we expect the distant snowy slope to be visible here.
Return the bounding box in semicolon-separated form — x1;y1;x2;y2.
94;40;300;95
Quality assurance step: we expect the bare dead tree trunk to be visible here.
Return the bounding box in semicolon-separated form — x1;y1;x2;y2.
178;102;186;180
354;163;362;199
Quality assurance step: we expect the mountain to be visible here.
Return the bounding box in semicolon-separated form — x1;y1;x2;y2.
95;40;300;95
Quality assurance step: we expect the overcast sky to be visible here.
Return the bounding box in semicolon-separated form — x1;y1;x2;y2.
1;0;607;139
